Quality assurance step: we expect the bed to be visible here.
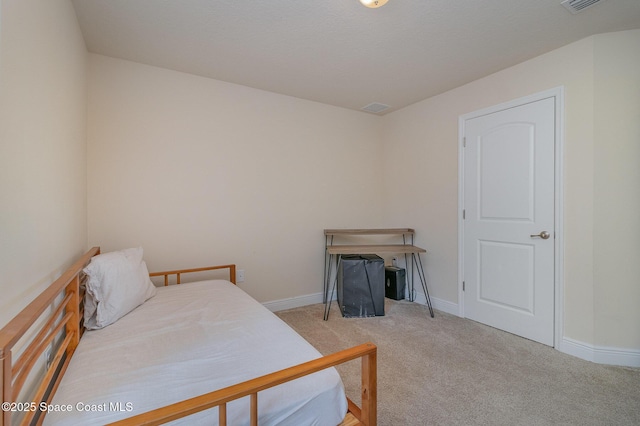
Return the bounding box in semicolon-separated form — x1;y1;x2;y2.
0;247;376;426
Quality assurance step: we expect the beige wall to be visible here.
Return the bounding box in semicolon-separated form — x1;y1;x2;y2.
593;30;640;349
86;54;383;303
382;30;640;350
0;0;87;328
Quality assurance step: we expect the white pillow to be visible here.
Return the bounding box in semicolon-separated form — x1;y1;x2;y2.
83;247;157;330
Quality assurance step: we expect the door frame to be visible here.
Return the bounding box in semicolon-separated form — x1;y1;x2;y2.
457;87;565;348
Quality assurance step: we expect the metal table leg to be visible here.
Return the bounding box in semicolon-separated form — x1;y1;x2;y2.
323;254;341;321
412;252;434;317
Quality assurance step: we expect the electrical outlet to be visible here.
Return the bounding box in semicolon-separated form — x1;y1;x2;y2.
237;269;245;283
44;347;52;370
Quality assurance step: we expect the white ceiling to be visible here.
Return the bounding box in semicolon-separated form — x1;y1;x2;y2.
71;0;640;114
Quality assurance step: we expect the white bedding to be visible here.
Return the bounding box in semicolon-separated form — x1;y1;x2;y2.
44;280;347;425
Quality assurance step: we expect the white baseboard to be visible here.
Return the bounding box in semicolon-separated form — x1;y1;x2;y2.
263;290;460;317
263;292;327;312
411;292;460;316
559;337;640;368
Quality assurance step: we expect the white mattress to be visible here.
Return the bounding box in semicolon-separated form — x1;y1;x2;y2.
44;280;347;425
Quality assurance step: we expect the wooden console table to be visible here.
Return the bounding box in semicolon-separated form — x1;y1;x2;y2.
323;228;434;320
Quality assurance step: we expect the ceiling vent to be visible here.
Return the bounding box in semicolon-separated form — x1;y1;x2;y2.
561;0;607;14
361;102;390;114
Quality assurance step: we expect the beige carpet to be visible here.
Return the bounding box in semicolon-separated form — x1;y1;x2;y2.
276;299;640;426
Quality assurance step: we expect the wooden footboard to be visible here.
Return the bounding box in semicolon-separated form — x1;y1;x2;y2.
0;247;377;426
108;342;377;426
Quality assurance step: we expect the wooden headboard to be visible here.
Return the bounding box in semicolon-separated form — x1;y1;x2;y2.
0;247;100;426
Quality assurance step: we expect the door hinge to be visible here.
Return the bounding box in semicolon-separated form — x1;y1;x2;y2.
462;209;466;219
463;281;465;291
463;137;466;148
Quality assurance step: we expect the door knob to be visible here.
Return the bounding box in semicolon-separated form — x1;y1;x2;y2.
530;231;551;239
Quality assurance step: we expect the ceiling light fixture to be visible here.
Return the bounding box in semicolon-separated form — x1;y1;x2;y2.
359;0;388;8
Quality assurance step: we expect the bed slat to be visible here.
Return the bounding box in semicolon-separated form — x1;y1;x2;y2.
250;393;257;426
2;350;11;426
361;344;377;425
218;403;227;426
66;275;81;354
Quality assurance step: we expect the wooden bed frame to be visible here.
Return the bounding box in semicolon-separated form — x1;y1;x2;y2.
0;247;377;426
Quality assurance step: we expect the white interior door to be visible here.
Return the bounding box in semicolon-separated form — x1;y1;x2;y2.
462;97;555;346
